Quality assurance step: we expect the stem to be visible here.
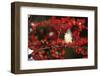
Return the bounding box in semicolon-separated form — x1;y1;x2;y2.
32;44;81;52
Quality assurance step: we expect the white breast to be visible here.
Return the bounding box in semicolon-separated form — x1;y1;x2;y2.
64;29;72;43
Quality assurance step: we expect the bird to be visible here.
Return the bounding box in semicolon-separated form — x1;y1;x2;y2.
64;29;72;43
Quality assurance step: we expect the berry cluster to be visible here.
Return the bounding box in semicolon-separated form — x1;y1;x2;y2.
28;16;88;60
